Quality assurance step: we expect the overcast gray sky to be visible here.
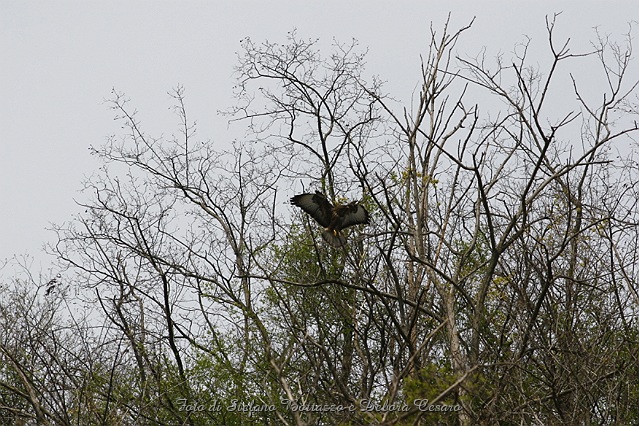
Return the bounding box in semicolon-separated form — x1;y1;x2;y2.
1;1;637;272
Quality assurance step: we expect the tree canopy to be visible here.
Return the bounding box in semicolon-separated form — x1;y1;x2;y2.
2;16;639;425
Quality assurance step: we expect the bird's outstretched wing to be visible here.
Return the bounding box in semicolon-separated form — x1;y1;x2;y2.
290;191;333;228
335;203;370;230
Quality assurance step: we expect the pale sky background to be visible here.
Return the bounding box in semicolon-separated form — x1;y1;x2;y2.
1;1;637;274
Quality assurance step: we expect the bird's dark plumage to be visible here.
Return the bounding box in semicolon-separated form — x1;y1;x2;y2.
291;191;369;247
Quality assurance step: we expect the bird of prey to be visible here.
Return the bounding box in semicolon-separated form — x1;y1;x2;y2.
291;191;369;247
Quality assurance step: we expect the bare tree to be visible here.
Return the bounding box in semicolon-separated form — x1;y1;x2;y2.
230;15;639;425
0;15;630;426
0;261;130;425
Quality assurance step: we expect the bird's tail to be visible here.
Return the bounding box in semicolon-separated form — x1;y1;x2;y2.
321;229;347;248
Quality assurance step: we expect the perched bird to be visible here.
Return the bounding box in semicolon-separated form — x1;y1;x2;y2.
45;276;58;296
291;191;369;247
